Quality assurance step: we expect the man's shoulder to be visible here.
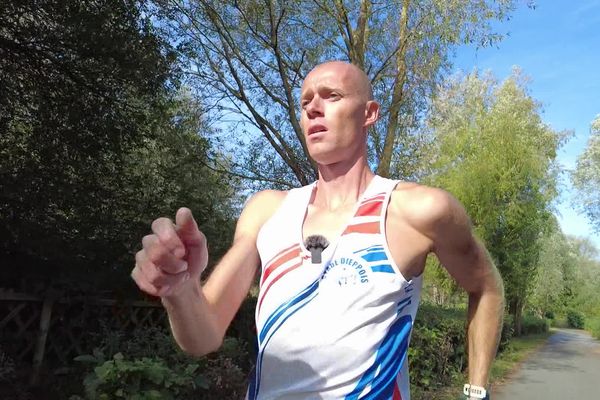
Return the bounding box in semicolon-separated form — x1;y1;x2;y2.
244;189;288;214
389;182;463;233
235;189;289;237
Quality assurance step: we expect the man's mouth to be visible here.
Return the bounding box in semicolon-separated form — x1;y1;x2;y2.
308;125;327;135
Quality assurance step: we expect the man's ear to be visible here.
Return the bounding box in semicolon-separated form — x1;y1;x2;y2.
364;100;380;128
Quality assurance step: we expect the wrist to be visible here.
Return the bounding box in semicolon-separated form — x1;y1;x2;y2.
161;277;201;306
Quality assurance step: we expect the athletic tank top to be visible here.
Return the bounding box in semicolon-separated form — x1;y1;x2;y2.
248;175;423;400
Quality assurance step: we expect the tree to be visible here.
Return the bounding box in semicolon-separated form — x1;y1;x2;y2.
529;223;572;317
573;115;600;232
0;0;235;292
153;0;518;188
424;69;564;334
564;236;600;317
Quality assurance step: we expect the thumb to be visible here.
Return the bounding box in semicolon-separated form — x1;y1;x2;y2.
175;207;208;273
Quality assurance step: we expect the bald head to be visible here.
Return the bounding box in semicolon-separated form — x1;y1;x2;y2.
305;61;373;101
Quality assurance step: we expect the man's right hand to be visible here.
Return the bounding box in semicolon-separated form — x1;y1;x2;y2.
132;207;208;298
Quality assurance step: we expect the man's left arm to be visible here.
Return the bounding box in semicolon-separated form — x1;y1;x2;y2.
426;190;505;393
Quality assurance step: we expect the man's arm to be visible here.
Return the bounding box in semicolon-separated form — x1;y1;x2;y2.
132;190;285;356
415;188;505;389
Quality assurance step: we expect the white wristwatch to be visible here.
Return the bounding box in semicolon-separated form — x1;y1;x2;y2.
463;384;488;399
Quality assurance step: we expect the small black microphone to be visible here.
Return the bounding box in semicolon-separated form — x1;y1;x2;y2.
304;234;329;263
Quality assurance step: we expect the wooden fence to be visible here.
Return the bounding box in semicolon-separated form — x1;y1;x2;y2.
0;289;168;385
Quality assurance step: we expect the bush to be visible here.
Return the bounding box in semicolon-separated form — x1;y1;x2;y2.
520;315;549;336
409;305;466;390
227;294;258;364
566;309;586;329
74;351;206;400
586;317;600;340
73;326;250;399
409;305;516;396
499;314;514;352
0;348;15;382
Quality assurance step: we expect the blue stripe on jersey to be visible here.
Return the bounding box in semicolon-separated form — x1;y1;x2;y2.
344;315;412;400
353;244;385;255
370;264;395;273
397;296;411;310
259;278;320;344
246;367;257;400
397;300;412;314
361;251;388;263
253;279;320;399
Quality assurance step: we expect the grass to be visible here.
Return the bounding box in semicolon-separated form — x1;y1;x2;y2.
413;331;552;400
585;316;600;340
489;331;552;385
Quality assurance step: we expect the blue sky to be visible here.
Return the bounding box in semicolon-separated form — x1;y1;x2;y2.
453;0;600;250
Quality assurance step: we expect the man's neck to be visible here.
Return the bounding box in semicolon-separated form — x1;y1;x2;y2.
314;156;374;211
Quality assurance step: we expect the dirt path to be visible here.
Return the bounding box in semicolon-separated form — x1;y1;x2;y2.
493;329;600;399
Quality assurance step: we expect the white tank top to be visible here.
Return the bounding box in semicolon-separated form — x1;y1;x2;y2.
247;175;423;400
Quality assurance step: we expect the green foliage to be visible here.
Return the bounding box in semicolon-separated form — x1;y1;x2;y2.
76;352;206;400
227;294;259;362
425;70;564;333
153;0;518;186
519;315;549;336
586;316;600;340
566;309;586;329
409;304;515;395
499;314;515;351
0;348;15;382
409;305;466;390
573;115;600;232
0;0;237;291
73;327;248;400
529;227;571;317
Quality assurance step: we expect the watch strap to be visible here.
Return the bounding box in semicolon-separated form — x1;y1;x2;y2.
463;384;488;399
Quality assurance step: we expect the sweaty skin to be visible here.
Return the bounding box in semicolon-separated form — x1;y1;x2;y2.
132;60;504;393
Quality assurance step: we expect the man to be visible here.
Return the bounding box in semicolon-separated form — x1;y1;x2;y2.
131;61;504;399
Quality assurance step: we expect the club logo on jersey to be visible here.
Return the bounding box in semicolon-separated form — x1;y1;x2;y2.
322;257;370;286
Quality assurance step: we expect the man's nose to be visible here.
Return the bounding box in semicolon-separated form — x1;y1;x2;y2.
305;97;323;118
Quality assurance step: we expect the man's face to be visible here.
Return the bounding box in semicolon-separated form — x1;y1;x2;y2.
300;63;375;165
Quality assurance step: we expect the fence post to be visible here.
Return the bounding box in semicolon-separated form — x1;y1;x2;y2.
29;293;55;386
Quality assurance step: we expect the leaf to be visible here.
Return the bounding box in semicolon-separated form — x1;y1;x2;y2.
74;354;98;363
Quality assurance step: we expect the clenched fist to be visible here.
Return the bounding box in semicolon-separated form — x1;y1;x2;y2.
132;207;208;298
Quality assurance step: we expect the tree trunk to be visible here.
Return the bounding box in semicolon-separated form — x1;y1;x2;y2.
376;0;410;177
509;298;523;336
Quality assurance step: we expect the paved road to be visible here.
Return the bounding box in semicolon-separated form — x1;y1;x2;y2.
493;329;600;400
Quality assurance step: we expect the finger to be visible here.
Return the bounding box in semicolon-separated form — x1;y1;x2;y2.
175;208;205;249
131;264;161;297
134;252;190;295
175;208;208;275
151;217;186;258
142;235;188;274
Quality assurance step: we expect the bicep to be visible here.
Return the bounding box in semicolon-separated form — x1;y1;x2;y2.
202;190;283;328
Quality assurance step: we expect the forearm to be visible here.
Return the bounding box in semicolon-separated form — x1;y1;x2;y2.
466;281;505;387
161;280;223;357
161;239;260;357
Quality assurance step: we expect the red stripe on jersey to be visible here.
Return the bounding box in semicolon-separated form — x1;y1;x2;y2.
257;260;303;314
393;382;402;400
261;245;301;284
342;221;380;235
360;193;386;205
355;200;383;217
264;243;298;269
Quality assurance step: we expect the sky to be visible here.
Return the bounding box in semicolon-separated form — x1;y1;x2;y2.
453;0;600;250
